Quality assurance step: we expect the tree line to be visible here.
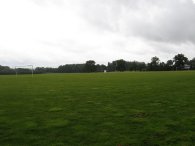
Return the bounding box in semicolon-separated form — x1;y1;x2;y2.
0;54;195;75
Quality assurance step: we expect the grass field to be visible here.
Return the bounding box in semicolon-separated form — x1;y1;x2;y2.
0;71;195;145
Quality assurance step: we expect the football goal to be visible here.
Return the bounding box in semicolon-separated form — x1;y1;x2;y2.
15;65;34;77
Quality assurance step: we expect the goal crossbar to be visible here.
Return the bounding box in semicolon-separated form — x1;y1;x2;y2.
15;65;34;77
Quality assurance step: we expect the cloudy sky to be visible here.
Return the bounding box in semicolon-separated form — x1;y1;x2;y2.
0;0;195;67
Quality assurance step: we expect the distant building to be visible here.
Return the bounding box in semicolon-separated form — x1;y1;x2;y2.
184;64;190;70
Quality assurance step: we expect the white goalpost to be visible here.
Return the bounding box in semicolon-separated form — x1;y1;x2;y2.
15;65;34;77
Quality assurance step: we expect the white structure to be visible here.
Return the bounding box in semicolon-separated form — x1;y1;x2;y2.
184;64;190;70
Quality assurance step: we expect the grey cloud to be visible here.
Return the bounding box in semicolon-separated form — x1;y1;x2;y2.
1;0;195;66
40;40;90;54
79;0;195;44
31;0;65;6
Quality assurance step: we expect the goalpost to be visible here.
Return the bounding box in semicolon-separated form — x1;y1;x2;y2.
15;65;34;77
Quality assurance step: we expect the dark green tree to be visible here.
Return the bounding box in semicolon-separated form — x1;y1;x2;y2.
0;65;15;75
159;62;166;71
107;62;116;72
173;54;188;70
165;60;174;70
96;64;107;72
148;56;160;71
126;61;146;71
58;64;84;73
84;60;96;72
116;59;126;71
190;58;195;70
151;56;160;65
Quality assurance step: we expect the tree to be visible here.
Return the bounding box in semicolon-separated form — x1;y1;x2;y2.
165;60;174;70
166;60;173;67
84;60;96;72
116;59;126;71
173;54;188;70
148;56;160;71
0;65;15;75
107;62;115;72
35;67;46;74
126;61;146;71
151;56;160;65
190;58;195;70
96;64;107;72
58;64;85;73
159;62;166;71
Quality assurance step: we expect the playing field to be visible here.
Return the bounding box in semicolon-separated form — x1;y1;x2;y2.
0;71;195;145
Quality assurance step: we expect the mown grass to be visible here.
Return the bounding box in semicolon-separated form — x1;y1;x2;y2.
0;71;195;145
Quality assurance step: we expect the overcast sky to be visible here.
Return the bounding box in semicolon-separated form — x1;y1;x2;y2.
0;0;195;67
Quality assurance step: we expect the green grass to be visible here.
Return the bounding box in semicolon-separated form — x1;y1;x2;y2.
0;71;195;146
